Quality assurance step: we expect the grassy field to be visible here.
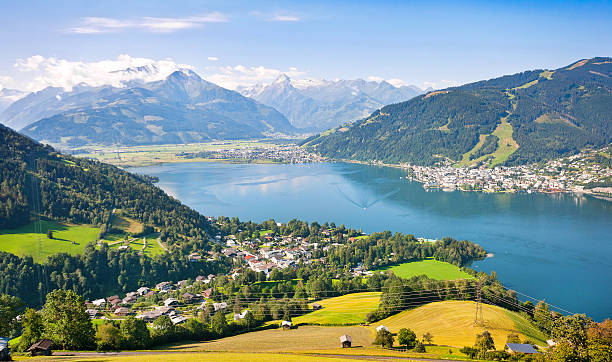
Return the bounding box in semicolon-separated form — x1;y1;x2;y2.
77;140;282;167
373;300;547;348
110;214;143;234
13;352;363;362
459;134;488;166
166;325;373;352
488;116;519;167
105;234;165;256
374;258;474;280
292;292;382;325
0;220;99;262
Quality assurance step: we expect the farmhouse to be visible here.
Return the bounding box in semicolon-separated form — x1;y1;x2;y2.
27;339;53;356
171;315;187;325
92;298;106;307
85;309;99;319
312;303;322;311
114;307;131;316
164;298;179;307
137;287;150;295
340;335;352;348
506;343;539;354
281;320;292;330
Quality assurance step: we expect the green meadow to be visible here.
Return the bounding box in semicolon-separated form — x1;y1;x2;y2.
292;292;381;325
0;219;99;262
374;258;474;280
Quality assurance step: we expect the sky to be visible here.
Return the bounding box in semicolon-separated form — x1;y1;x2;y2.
1;0;611;92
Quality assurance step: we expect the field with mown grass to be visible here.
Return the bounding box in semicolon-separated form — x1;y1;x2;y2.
373;300;547;348
164;325;373;352
374;257;474;280
0;219;99;262
12;351;362;362
292;292;381;325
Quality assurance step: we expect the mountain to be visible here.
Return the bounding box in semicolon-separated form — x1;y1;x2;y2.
306;57;612;166
241;75;423;131
0;88;27;114
3;70;295;147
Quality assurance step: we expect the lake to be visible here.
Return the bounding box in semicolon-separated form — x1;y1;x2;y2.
132;161;612;321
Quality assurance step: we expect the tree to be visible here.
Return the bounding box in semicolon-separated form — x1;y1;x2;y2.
151;315;174;342
0;294;23;337
47;229;53;239
422;331;433;345
397;328;417;349
242;310;256;331
460;346;478;358
18;308;44;351
120;317;150;349
414;341;426;353
373;329;394;348
96;323;123;350
475;330;495;357
210;311;228;336
587;319;612;362
41;289;95;350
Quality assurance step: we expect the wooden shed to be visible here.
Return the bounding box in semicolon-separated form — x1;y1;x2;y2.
27;339;53;356
312;303;322;311
281;320;292;330
340;334;352;348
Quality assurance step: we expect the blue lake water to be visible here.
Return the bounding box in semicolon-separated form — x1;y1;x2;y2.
132;162;612;321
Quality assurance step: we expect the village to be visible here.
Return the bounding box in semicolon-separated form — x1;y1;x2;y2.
179;143;325;164
405;147;612;195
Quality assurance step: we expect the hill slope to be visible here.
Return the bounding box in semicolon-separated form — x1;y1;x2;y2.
4;70;295;147
0;123;212;244
374;300;547;347
307;58;612;166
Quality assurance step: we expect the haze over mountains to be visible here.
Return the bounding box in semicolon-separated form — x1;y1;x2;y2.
0;88;27;114
1;69;295;147
306;57;612;166
239;74;425;131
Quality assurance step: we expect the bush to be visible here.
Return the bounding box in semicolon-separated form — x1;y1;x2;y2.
414;341;426;353
460;346;478;358
96;323;123;351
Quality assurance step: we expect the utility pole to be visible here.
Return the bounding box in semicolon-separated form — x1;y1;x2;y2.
474;279;484;326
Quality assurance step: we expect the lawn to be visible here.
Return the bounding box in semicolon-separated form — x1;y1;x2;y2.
0;220;100;262
111;214;144;234
374;258;474;280
13;352;363;362
165;325;373;352
373;300;547;348
292;292;381;325
105;234;165;256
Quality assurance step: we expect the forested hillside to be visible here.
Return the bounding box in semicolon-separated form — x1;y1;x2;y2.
307;57;612;166
0;123;213;245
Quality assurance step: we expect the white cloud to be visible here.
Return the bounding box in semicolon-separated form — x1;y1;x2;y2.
273;15;300;22
0;75;15;89
367;76;410;88
422;79;460;90
205;65;306;90
207;56;219;61
14;54;193;92
66;13;228;34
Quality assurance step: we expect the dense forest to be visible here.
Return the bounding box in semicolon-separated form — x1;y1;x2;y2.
0;124;213;245
307;57;612;166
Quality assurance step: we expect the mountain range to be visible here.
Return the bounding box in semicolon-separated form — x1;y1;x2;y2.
1;69;295;148
0;88;27;114
306;57;612;166
239;75;425;131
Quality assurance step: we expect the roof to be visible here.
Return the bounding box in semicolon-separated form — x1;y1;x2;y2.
27;339;53;351
340;335;352;343
376;325;389;332
506;343;539;354
281;320;292;326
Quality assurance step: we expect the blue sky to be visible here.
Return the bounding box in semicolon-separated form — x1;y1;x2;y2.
1;0;611;91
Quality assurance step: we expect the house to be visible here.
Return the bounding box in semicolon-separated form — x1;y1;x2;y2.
175;280;187;288
114;307;131;317
197;301;208;310
312;303;322;311
92;298;106;307
376;325;389;332
340;335;352;348
158;306;176;316
201;288;212;299
506;343;539;354
164;298;179;307
136;310;162;322
137;287;150;295
182;292;200;303
188;252;201;262
108;297;122;307
156;281;172;291
0;337;10;361
27;339;54;356
234;310;248;320
85;309;99;319
171;315;188;325
281;320;292;330
122;295;138;304
213;302;227;311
